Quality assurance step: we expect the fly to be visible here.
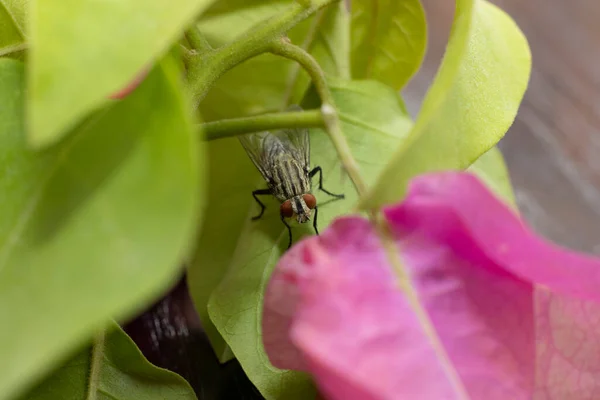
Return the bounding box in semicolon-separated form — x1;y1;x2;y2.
239;110;344;249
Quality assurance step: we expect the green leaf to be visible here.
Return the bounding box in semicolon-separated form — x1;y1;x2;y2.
360;0;531;209
197;0;350;121
198;0;290;43
468;146;516;207
28;0;216;148
0;54;202;399
0;0;27;57
350;0;426;90
287;0;351;99
188;77;412;400
20;321;197;400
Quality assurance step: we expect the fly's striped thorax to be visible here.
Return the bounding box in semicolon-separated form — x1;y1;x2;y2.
269;154;311;202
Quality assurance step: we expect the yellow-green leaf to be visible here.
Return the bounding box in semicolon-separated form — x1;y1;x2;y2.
468;146;516;207
28;0;216;147
0;54;202;400
360;0;530;209
0;0;27;57
20;322;196;400
350;0;426;89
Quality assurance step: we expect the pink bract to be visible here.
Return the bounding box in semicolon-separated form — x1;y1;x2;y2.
262;172;600;400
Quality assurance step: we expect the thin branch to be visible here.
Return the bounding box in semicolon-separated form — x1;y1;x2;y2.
184;26;213;54
268;38;367;196
180;44;194;70
200;110;324;141
86;330;105;400
187;0;340;108
281;9;327;107
282;1;351;107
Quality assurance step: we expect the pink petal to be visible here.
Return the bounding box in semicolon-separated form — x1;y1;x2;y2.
388;172;600;300
263;218;460;399
386;171;600;399
534;291;600;399
264;211;535;399
264;171;600;400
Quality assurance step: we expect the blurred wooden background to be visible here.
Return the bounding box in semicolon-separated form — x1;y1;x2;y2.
404;0;600;254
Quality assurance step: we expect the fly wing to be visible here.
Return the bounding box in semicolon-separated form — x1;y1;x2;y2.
238;131;273;182
271;105;310;171
273;127;310;171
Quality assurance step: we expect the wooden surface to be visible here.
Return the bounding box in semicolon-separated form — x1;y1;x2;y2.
404;0;600;254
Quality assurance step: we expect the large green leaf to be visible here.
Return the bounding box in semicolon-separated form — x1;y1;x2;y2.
197;0;350;121
360;0;531;209
197;0;290;42
20;321;196;400
0;55;202;399
287;0;351;100
468;146;516;207
350;0;426;90
188;78;412;400
0;0;27;57
28;0;216;147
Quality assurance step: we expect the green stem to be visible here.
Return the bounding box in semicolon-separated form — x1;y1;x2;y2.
180;44;194;69
269;38;367;196
201;110;324;141
86;330;105;400
188;0;340;108
185;26;213;54
280;8;326;107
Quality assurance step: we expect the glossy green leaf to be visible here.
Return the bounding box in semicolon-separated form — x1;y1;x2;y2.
28;0;216;148
197;0;290;42
0;55;202;400
197;0;350;121
350;0;426;90
287;0;351;100
360;0;531;209
468;146;516;207
188;78;412;400
20;321;196;400
0;0;27;57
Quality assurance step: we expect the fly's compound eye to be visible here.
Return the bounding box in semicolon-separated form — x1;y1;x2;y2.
280;200;294;218
303;193;317;209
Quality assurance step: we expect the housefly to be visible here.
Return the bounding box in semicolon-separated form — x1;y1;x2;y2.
239;110;344;249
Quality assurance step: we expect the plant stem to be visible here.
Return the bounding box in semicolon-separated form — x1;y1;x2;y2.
201;110;324;141
180;45;194;70
184;26;213;54
280;8;326;107
188;0;340;108
269;38;367;196
86;330;105;400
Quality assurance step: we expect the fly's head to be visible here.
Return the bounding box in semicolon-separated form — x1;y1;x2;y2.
280;194;317;224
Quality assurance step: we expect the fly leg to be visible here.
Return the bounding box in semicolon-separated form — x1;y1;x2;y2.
281;214;293;249
252;188;272;220
313;206;319;235
309;166;345;199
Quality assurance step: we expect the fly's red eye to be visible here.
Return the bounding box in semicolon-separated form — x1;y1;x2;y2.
303;193;317;209
280;200;294;218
